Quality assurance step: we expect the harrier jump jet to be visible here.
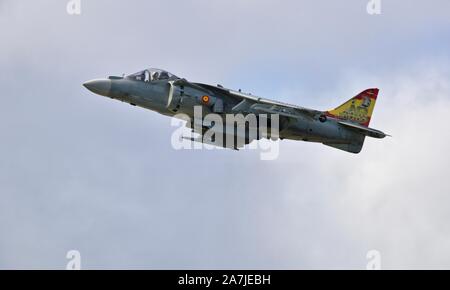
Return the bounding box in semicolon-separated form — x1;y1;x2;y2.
83;68;388;153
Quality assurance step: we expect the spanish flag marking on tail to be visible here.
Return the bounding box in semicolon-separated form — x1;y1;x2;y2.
326;88;379;127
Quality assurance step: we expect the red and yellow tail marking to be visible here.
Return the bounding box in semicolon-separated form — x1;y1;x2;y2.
326;88;379;127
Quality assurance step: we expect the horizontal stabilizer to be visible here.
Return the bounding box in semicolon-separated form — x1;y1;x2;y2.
337;120;389;139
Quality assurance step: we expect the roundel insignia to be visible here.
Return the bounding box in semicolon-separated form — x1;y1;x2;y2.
201;95;210;104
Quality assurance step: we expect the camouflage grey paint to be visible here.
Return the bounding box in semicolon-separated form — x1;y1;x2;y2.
83;69;387;153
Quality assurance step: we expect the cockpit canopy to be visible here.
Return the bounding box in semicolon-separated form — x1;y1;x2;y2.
126;68;179;82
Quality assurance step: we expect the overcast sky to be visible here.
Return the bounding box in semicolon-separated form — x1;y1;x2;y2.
1;0;450;269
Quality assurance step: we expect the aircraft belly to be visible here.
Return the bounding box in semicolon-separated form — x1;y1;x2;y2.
284;118;349;143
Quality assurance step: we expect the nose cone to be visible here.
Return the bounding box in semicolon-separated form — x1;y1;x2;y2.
83;79;112;97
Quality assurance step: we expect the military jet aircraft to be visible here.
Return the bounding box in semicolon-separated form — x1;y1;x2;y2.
83;68;388;153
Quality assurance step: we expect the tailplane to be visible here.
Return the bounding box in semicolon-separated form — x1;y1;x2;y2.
323;88;389;154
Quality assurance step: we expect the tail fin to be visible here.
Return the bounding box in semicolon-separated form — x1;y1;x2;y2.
326;88;379;127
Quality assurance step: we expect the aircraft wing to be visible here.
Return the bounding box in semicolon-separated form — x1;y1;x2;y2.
193;83;322;120
227;89;322;118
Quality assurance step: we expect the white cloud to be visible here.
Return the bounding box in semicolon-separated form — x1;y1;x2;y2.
272;62;450;269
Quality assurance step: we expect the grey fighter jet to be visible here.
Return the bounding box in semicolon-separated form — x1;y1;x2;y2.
83;68;388;153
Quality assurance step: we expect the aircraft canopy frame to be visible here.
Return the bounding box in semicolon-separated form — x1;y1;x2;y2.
126;68;179;82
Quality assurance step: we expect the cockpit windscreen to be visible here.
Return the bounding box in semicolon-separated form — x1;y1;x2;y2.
126;68;179;82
